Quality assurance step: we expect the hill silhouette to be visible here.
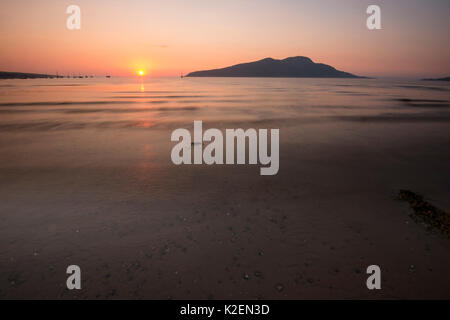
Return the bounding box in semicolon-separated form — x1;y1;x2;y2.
186;56;362;78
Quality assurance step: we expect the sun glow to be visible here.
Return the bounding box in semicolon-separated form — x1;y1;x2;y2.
138;70;145;76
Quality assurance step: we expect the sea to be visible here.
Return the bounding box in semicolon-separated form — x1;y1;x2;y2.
0;76;449;299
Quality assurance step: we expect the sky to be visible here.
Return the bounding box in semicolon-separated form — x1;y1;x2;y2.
0;0;449;78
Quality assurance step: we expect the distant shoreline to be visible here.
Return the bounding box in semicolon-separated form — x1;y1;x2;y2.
0;71;101;79
421;76;450;82
0;71;59;79
2;70;448;81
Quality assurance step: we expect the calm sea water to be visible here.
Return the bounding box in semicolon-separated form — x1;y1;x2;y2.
0;76;449;176
0;77;449;133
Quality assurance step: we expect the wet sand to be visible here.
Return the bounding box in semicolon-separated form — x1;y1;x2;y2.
0;78;450;299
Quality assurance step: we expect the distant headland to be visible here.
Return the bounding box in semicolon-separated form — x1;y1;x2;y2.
0;71;104;79
186;56;364;78
0;71;59;79
421;76;450;82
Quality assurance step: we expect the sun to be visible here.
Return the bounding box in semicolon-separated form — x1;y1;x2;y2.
138;70;145;76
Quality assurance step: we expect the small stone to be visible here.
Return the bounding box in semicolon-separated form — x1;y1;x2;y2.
275;284;284;292
243;273;250;280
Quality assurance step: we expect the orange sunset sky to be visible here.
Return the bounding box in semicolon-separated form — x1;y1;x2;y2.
0;0;449;78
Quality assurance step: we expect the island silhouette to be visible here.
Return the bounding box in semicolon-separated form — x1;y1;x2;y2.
186;56;363;78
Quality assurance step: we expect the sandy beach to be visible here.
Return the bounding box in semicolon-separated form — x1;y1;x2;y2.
0;77;449;299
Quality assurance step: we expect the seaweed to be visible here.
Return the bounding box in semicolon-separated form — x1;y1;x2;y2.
398;190;450;238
